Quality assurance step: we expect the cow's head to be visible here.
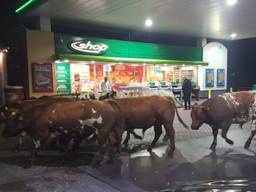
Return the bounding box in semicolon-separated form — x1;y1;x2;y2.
2;111;25;138
191;103;208;130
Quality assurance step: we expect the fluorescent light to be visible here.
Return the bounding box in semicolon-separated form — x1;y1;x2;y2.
91;61;95;64
226;0;237;6
15;0;37;13
118;62;122;64
64;59;69;63
145;18;153;27
230;33;237;39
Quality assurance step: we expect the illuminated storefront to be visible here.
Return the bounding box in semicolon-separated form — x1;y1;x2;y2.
50;33;207;95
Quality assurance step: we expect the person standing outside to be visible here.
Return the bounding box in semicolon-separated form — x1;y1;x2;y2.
101;77;112;93
182;76;192;110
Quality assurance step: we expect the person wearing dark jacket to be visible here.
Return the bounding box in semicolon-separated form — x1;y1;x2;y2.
182;77;192;110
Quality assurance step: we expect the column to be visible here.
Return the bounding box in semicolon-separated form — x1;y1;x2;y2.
36;16;51;32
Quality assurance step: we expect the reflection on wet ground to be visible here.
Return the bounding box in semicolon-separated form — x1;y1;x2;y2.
0;127;256;191
161;179;256;192
97;129;256;191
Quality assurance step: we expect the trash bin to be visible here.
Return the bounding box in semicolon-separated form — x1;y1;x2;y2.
4;85;24;102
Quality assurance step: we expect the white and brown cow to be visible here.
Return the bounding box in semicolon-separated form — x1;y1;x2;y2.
2;99;124;168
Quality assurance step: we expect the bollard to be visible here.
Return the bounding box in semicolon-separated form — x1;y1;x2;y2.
230;87;233;93
208;89;212;98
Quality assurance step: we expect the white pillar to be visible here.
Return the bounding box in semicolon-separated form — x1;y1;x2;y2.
36;16;51;32
197;38;207;47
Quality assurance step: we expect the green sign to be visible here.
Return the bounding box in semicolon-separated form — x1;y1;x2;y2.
217;69;225;87
55;63;71;94
55;34;205;65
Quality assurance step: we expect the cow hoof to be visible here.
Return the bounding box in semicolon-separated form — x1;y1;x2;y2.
226;139;234;145
168;148;175;156
209;144;216;151
147;147;152;153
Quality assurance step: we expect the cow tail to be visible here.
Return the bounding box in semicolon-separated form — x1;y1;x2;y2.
169;97;189;129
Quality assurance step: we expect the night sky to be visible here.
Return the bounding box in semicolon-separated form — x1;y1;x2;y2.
0;0;17;45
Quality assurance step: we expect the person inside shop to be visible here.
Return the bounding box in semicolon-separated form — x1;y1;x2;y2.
182;76;192;110
101;76;112;93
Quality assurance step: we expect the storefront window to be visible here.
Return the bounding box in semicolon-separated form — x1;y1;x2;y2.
55;61;198;94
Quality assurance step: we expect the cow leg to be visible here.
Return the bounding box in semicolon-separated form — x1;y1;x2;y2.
244;129;256;149
221;122;233;145
24;138;41;169
209;127;218;150
16;132;25;152
91;133;108;167
147;123;162;153
123;130;131;150
163;122;175;155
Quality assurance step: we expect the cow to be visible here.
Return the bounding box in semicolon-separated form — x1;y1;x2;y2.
0;96;73;151
2;99;124;168
112;95;188;154
191;91;256;150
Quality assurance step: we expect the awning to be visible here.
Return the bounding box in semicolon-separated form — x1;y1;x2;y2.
56;54;208;66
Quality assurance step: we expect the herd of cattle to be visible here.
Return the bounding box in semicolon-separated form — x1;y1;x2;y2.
0;91;256;168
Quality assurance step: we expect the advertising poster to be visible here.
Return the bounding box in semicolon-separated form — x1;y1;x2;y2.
217;69;225;87
70;64;90;93
55;63;71;94
205;68;214;88
32;63;53;92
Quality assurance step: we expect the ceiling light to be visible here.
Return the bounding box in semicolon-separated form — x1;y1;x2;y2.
226;0;237;6
118;62;122;64
91;61;95;64
230;33;237;39
145;18;153;27
64;59;69;63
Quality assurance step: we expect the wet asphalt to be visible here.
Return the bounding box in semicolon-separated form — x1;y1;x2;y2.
0;109;255;192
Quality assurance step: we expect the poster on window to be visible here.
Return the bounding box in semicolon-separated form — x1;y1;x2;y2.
217;69;225;87
205;68;214;88
70;64;90;93
32;63;53;92
55;63;71;94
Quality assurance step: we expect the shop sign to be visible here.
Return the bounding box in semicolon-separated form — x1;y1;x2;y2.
68;41;108;55
32;63;53;92
55;63;71;94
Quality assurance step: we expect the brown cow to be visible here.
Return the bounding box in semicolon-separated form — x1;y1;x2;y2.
191;91;256;150
0;96;73;151
112;95;188;154
2;99;124;168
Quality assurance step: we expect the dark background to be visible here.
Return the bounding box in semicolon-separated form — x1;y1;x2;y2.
1;0;256;91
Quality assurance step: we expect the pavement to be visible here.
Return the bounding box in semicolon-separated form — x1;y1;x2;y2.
0;104;256;191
